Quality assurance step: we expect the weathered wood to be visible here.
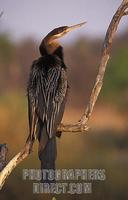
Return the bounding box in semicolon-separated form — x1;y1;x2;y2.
0;141;33;190
58;0;128;132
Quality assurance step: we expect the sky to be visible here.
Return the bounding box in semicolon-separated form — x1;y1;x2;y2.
0;0;128;43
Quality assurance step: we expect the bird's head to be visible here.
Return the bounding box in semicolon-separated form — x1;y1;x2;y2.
48;22;86;40
40;22;86;55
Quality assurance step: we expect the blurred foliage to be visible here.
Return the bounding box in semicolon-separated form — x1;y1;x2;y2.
0;32;128;109
0;34;14;63
102;34;128;110
0;127;128;200
0;32;128;199
104;47;128;93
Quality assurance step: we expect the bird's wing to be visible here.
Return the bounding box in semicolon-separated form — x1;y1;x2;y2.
46;67;68;138
27;60;68;139
27;93;38;140
27;61;43;140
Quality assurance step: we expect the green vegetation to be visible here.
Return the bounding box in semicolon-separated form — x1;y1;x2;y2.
0;34;14;63
104;47;128;93
0;33;128;105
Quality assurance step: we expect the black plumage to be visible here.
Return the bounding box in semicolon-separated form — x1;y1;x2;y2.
27;46;68;177
27;23;85;181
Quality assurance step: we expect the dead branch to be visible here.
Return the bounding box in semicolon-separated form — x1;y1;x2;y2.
59;0;128;132
124;10;128;15
0;141;33;190
0;0;128;190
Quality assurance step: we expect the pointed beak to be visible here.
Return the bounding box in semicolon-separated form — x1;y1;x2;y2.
66;21;87;33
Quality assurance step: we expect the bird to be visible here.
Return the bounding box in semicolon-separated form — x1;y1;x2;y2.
27;22;86;182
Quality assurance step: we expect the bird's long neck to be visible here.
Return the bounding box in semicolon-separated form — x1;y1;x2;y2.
39;35;60;56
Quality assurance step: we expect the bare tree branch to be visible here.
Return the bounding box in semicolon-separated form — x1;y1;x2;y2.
124;10;128;15
0;0;128;190
0;141;33;190
58;0;128;132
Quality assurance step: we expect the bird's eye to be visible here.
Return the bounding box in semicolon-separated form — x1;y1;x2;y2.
62;26;68;31
58;26;68;34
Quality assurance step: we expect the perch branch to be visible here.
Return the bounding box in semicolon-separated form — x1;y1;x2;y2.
58;0;128;132
0;141;33;190
0;0;128;190
124;10;128;15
